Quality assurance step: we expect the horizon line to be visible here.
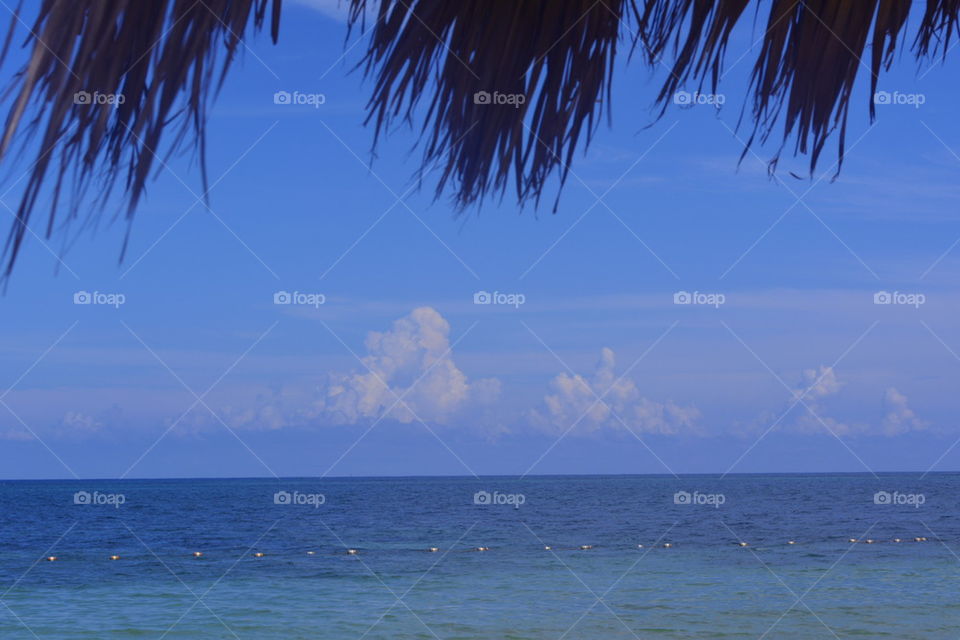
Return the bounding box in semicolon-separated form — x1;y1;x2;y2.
1;470;956;482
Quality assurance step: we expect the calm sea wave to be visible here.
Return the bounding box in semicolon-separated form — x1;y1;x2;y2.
0;474;957;638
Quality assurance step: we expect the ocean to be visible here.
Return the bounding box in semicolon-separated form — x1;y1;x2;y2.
0;474;956;638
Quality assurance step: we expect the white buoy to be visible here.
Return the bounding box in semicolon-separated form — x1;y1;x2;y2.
428;547;439;553
253;552;265;558
848;538;857;543
892;538;902;543
193;552;203;558
663;543;673;548
346;549;358;555
306;551;316;555
543;546;551;551
637;544;644;548
579;545;593;550
45;556;57;562
110;555;121;561
787;541;796;545
737;541;748;547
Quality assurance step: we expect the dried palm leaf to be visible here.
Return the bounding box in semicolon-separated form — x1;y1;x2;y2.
2;0;960;276
349;0;622;210
354;0;956;207
0;0;280;277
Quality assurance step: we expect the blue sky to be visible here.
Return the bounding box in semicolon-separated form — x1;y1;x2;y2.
1;1;959;478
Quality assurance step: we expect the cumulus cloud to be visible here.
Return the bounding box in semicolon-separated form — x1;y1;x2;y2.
882;387;927;435
59;411;103;433
55;406;124;436
532;347;700;435
221;394;289;431
795;365;842;400
789;365;855;435
322;307;476;424
208;307;499;430
784;368;927;437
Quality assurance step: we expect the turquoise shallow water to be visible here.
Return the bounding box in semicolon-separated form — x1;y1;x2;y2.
0;474;957;638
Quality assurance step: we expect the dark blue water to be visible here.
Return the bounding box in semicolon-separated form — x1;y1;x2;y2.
0;474;957;638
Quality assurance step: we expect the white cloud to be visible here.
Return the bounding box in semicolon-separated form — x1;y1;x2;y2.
176;308;499;432
0;429;34;441
789;365;854;435
784;368;928;437
320;307;499;425
222;394;289;431
795;365;843;400
532;347;700;435
59;411;102;433
882;387;927;435
215;307;499;429
328;308;460;421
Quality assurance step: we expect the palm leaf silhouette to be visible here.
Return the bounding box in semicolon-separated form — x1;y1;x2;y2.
0;0;955;275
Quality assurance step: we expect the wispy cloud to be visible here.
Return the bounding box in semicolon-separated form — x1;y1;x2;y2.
882;387;928;435
531;347;700;436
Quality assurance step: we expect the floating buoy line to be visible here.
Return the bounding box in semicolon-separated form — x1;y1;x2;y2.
31;536;937;562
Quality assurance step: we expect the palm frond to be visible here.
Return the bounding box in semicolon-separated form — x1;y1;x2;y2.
0;0;280;277
3;0;960;276
637;0;918;174
352;0;959;204
349;0;622;211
